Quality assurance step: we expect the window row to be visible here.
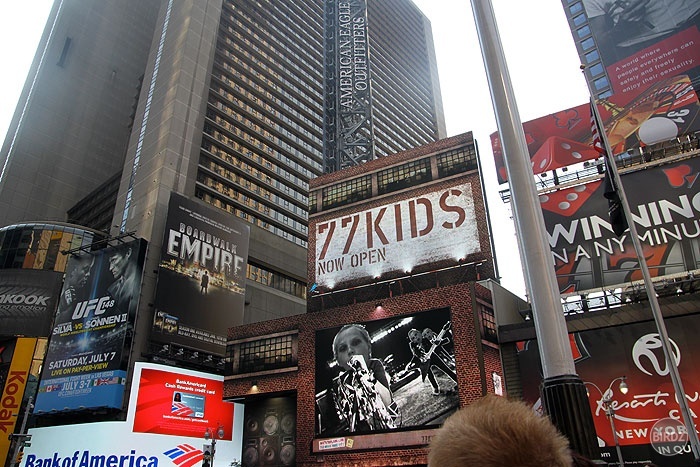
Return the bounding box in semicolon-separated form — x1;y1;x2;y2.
312;146;478;212
196;189;308;248
232;332;298;375
247;263;307;300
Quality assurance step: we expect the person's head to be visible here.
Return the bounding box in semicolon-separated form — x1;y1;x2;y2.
408;328;422;345
332;324;372;371
428;395;571;467
109;247;132;279
174;392;181;402
66;254;95;288
422;328;437;341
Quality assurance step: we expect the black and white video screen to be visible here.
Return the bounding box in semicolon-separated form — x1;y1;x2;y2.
314;308;458;436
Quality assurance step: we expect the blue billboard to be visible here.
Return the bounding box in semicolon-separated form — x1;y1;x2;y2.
35;239;146;413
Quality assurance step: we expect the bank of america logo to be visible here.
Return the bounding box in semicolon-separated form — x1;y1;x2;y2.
172;401;194;416
164;444;203;467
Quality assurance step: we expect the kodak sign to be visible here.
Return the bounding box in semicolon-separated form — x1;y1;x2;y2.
1;338;36;464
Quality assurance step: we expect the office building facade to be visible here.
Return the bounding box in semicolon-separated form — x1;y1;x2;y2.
1;0;445;327
0;0;446;417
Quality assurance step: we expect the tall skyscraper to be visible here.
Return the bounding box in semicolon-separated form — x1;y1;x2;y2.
0;0;445;330
0;0;161;226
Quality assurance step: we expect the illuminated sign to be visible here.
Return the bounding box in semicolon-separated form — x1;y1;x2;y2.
20;422;242;467
491;75;700;184
314;183;479;288
541;158;700;292
0;270;63;336
0;338;36;464
131;363;234;438
518;314;700;465
574;1;700;100
315;308;458;442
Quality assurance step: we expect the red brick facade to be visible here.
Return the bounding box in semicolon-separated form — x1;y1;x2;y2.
225;281;503;467
223;133;504;466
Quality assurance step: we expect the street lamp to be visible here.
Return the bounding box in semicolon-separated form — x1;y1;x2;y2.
585;377;629;467
203;424;225;467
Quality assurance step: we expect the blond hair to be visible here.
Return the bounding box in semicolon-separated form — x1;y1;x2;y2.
428;395;572;467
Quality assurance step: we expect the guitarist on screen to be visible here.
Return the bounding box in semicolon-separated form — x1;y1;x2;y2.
405;322;457;395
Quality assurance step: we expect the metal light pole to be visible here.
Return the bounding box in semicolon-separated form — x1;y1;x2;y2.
589;96;700;464
469;0;599;459
204;425;225;467
9;396;34;467
586;377;629;467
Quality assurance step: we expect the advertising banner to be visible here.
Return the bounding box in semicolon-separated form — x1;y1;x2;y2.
152;193;249;356
541;157;700;292
20;364;244;467
0;269;63;336
314;182;479;288
0;338;36;464
34;239;147;413
517;313;700;466
131;363;234;439
323;0;374;171
315;308;458;443
491;75;700;184
578;0;700;100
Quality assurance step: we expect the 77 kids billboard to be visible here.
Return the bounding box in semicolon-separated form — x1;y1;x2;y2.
312;178;484;290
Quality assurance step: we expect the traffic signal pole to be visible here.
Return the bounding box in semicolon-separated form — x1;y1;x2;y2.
9;397;33;467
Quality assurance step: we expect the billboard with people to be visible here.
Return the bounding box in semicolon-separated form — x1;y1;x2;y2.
314;308;458;448
577;0;700;99
152;193;250;357
34;239;147;413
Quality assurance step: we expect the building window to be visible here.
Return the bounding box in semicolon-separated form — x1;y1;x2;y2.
584;50;600;64
588;62;604;78
247;262;307;299
569;2;584;15
480;303;497;343
230;332;298;375
593;76;610;91
436;148;477;178
572;14;587;27
377;158;431;195
581;37;596;51
322;175;371;209
309;190;318;214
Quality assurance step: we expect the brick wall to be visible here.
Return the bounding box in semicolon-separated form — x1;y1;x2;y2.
225;281;503;467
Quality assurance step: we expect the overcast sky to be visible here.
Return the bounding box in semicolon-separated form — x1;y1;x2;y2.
0;0;592;299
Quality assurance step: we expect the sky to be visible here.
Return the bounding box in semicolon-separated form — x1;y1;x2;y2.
0;0;592;299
